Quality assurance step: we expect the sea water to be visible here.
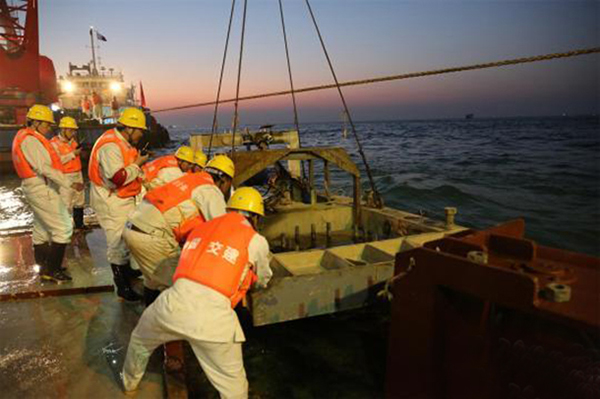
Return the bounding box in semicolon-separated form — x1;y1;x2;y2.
1;116;598;256
172;115;600;256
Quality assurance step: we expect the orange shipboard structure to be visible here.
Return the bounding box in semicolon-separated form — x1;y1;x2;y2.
0;0;58;124
386;219;600;399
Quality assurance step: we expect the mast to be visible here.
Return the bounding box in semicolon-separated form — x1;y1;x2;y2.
89;26;97;75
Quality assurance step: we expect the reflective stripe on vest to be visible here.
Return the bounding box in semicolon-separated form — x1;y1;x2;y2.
50;136;82;173
144;172;214;242
88;129;142;198
142;155;179;183
12;128;63;179
173;212;257;308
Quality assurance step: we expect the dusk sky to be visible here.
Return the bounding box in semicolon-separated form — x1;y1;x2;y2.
41;0;599;127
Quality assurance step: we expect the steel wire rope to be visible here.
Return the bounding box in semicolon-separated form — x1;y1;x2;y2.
153;47;600;114
231;0;248;153
278;0;307;180
278;0;301;139
304;0;382;207
207;0;237;157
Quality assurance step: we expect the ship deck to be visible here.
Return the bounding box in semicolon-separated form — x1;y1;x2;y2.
0;229;388;398
0;230;165;397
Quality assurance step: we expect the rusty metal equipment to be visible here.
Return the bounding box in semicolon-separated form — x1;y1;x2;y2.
386;219;600;399
220;145;466;327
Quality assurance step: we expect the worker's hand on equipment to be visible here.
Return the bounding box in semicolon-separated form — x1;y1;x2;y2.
71;182;85;191
135;153;150;166
74;148;82;156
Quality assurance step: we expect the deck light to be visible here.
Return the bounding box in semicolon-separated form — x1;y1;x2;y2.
62;81;75;93
110;82;121;92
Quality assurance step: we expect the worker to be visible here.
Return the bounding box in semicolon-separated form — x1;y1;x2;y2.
91;91;103;121
81;96;92;119
203;154;235;199
111;96;120;119
123;154;234;306
12;104;84;283
192;149;207;173
89;107;149;301
50;116;85;229
122;187;272;398
141;145;196;190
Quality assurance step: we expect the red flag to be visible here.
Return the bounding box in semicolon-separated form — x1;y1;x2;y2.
139;81;147;108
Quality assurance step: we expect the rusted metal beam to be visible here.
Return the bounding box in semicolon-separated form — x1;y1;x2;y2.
308;159;314;187
163;341;188;399
323;160;330;198
353;175;361;232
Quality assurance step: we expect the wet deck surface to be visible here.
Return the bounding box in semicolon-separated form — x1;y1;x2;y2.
0;293;164;398
0;227;389;398
0;229;113;300
0;228;164;397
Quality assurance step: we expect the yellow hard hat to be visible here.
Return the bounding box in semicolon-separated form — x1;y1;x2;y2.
26;104;55;124
175;146;195;163
205;155;235;178
194;150;207;168
227;187;264;216
59;116;78;129
118;107;147;130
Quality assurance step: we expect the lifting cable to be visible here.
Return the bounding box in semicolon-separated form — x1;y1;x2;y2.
207;0;237;157
231;0;248;153
153;47;600;114
278;0;301;139
304;0;382;207
278;0;307;180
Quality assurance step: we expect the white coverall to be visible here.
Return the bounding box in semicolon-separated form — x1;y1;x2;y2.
122;232;272;399
123;184;227;290
143;166;183;191
20;136;73;245
90;130;143;265
51;135;85;213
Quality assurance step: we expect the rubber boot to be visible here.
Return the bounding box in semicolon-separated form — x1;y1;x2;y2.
73;208;85;229
52;242;72;278
143;287;161;307
33;242;51;277
124;263;142;279
43;243;72;283
111;264;142;302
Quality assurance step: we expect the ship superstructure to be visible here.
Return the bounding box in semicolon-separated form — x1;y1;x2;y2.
57;28;135;121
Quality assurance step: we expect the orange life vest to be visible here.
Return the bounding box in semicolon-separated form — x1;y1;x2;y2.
173;212;258;308
88;129;142;198
142;155;179;183
50;135;82;173
12;127;64;179
144;172;214;242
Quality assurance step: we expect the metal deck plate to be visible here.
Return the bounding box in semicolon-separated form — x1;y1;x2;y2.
0;293;163;397
0;229;114;300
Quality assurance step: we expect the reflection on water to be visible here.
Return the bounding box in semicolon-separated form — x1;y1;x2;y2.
0;182;31;232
